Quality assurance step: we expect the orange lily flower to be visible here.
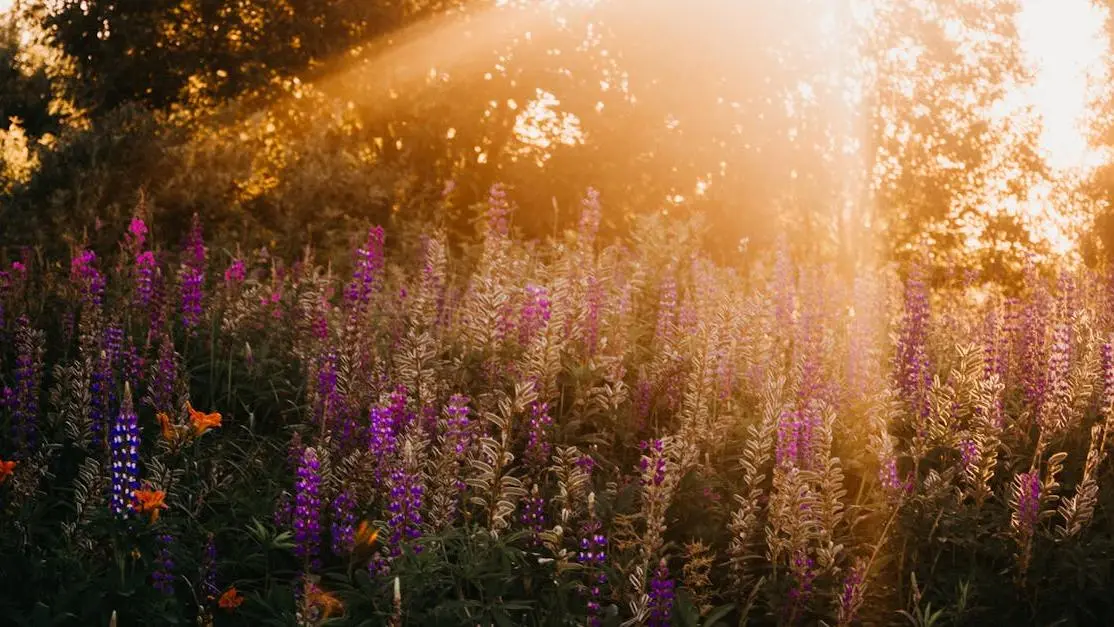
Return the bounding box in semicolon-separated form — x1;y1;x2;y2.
133;488;168;523
157;412;181;445
355;520;379;548
0;460;16;484
218;586;244;610
187;402;222;436
305;582;343;619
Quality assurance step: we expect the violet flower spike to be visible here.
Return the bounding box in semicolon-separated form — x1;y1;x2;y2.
152;533;175;595
109;384;141;519
293;447;324;570
648;558;675;627
12;316;44;454
331;489;357;556
386;468;424;556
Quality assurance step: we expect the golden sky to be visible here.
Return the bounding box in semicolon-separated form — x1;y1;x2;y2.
1015;0;1108;172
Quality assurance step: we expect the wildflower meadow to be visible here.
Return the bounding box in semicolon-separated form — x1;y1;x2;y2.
2;186;1114;626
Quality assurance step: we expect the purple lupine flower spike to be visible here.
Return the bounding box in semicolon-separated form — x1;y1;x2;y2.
837;560;866;624
444;394;472;456
224;258;246;287
179;214;207;331
895;262;932;420
648;558;675;627
387;468;424;556
71;249;106;308
126;216;148;258
1016;470;1041;534
520;489;546;545
519;284;552;344
575;516;608;626
185;214;207;271
12;316;44;455
152;533;175;595
147;334;178;413
294;447;323;570
345;226;385;314
135;251;157;309
180;265;205;331
331;488;357;556
524;401;553;472
89;351;113;445
109;383;141;518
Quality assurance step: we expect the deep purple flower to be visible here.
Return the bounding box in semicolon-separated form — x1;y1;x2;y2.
576;518;608;627
776;410;802;468
89;351;113;445
368;406;399;464
575;521;608;569
576;452;596;476
294;447;324;569
518;284;552;344
895;262;932;420
1018;273;1050;413
878;457;911;498
147;334;178;413
184;214;207;272
105;323;125;364
152;533;175;595
648;559;675;627
520;491;546;545
224;258;246;287
443;394;472;456
12;316;44;454
959;439;978;470
331;489;357;556
180;266;205;331
1015;470;1041;535
386;385;414;433
312;297;330;342
109;385;141;518
71;249;106;307
639;439;668;487
786;551;817;621
345;226;385;313
837;561;866;624
524;401;553;471
126;217;148;254
315;351;340;430
387;468;424;556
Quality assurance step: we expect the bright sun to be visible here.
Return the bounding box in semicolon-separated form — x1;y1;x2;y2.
1016;0;1109;172
991;0;1110;256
